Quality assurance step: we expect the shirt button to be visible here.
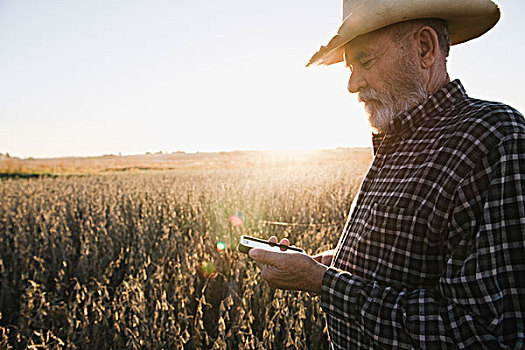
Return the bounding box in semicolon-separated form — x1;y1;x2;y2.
402;133;409;140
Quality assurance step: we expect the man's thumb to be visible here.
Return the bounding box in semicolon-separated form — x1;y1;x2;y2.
249;248;271;264
249;248;260;260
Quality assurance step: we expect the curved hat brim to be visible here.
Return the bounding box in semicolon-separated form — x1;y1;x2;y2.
307;0;500;67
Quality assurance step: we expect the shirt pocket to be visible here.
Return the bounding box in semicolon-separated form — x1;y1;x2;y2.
363;203;443;288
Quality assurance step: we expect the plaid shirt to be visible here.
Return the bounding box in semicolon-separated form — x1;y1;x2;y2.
321;80;525;349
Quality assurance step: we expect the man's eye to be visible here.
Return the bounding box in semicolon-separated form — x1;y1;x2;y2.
361;60;373;69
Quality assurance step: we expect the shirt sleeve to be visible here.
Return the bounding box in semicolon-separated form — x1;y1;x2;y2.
321;132;525;349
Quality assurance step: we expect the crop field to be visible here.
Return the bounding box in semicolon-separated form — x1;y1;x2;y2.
0;149;372;349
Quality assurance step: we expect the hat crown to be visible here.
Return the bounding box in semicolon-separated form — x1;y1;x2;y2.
342;0;364;20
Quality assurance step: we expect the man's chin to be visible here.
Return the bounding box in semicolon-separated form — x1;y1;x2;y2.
363;104;377;117
368;120;382;134
367;111;392;134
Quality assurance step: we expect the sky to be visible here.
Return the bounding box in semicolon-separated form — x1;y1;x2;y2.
1;0;524;158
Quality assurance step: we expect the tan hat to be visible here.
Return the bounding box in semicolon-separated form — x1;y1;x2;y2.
307;0;500;67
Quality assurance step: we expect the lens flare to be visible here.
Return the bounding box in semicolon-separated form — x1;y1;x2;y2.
229;213;244;226
216;241;226;251
197;261;216;278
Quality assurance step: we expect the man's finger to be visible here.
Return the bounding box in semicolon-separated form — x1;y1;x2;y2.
249;248;285;267
279;238;290;246
269;236;278;244
321;255;333;266
312;254;322;263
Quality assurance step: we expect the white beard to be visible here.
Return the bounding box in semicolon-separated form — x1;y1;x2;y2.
358;58;428;133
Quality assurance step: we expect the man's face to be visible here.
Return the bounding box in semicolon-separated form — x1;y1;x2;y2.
344;27;428;133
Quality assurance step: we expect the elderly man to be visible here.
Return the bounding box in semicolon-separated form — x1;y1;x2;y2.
249;0;525;348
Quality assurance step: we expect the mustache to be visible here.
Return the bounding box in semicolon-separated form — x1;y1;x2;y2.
358;88;388;104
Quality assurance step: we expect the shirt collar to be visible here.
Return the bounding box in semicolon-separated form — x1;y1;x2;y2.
371;79;467;152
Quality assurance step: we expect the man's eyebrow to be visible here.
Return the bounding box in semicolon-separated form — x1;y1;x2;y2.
344;50;371;66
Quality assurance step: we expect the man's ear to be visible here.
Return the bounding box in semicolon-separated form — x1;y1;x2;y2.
416;26;439;68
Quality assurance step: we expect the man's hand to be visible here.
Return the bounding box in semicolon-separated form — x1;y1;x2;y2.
248;236;327;295
312;249;336;266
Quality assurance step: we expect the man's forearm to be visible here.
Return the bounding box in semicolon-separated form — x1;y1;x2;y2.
321;267;522;348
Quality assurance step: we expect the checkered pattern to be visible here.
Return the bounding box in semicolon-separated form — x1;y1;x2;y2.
321;80;525;349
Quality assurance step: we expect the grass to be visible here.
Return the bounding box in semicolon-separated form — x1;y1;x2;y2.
0;148;372;349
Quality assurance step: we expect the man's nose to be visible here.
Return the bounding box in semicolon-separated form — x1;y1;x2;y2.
347;70;367;93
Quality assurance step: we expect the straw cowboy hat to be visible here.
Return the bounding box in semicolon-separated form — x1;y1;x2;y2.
307;0;500;66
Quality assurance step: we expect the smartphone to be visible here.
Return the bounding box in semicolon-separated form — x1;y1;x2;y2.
238;235;306;255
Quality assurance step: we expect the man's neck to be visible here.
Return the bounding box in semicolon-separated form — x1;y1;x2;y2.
426;68;450;96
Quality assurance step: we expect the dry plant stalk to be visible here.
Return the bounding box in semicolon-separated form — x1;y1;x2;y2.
0;152;370;349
